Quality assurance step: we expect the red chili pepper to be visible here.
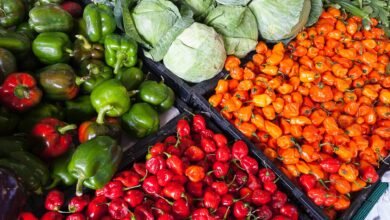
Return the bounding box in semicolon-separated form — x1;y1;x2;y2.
246;173;262;191
142;176;161;194
307;187;326;206
232;140;249;159
213;133;228;148
102;180;124;200
324;189;338;207
263;180;277;193
184;146;205;161
192;208;212;219
156;169;174;187
280;203;299;220
177;119;190;137
41;211;63;220
299;174;317;192
149;142;166;157
113;171;140;188
165;153;184;175
18;212;38;220
145;155;166;175
134;205;154;220
124;190;144;208
320;158;341;173
186;181;203;197
157;214;174;220
31;118;76;158
200;128;214;139
240;155;259;174
221;194;234;206
255;205;273;220
361;165;379;183
0;73;42;112
45;190;64;211
166;145;181;157
200;137;217;153
185;165;205;183
163;182;185;200
236;170;248;185
193;114;206;133
212;161;230;178
258;168;276;183
233;201;250;218
203;190;221;210
132;163;147;177
68;195;89;213
65;213;85;220
86;196;108;220
212;181;229;195
172;198;190;218
215;146;231;162
108;198;129;219
271;191;287;209
251;189;271;205
155;198;172;214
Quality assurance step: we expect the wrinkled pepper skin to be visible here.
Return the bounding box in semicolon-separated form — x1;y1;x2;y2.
47;151;76;189
0;106;19;135
38;63;79;100
78;117;121;143
29;4;73;33
83;3;116;43
0;168;26;220
68;136;122;196
0;48;16;83
90;79;130;124
104;34;138;74
0;72;42;112
16;22;36;39
32;32;72;64
0;0;26;28
121;103;160;138
65;95;95;124
76;59;113;94
138;80;175;112
0;28;31;54
18;102;64;133
116;67;145;90
72;35;104;64
31;117;76;158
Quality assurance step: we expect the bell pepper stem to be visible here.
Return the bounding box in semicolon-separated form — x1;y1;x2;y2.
45;178;60;190
58;124;77;134
114;53;125;74
128;90;139;97
65;48;74;56
75;76;88;86
75;35;92;50
14;85;30;99
96;105;113;124
75;177;85;197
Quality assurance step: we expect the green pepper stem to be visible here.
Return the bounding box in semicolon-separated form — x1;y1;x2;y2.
45;178;60;190
65;48;74;56
14;85;30;99
96;105;112;124
114;53;125;74
75;35;92;50
75;177;85;197
58;124;77;134
75;76;88;86
128;90;139;97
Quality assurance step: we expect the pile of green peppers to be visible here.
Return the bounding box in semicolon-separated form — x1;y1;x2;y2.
0;0;176;198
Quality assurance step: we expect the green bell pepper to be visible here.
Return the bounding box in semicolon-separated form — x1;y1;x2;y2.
32;32;72;64
18;103;64;133
0;0;26;28
16;22;36;39
0;28;31;54
0;106;19;135
68;136;122;196
90;79;130;124
38;63;79;100
116;67;145;90
8;151;49;185
104;34;138;74
121;103;160;138
0;48;16;83
138;80;175;112
83;3;116;43
36;0;63;5
47;151;76;189
76;59;113;94
65;95;96;124
78;118;121;143
0;136;28;154
72;35;104;64
29;4;73;33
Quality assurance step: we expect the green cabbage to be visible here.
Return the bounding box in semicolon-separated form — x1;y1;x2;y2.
181;0;215;19
216;0;251;5
249;0;312;42
206;5;258;58
163;23;226;83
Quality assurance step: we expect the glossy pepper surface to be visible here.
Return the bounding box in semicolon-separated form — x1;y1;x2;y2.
104;34;138;74
0;48;16;82
72;35;104;64
121;103;160;138
78;117;121;143
0;106;19;135
38;63;79;100
67;136;122;196
0;72;42;112
65;95;95;124
0;28;31;54
16;22;36;39
90;79;130;124
0;0;25;28
32;32;72;64
83;3;116;43
47;151;76;189
18;103;64;133
116;67;144;90
31;117;76;158
138;80;175;112
76;59;113;94
29;4;73;33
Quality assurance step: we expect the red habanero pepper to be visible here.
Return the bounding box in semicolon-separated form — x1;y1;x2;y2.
0;73;42;112
361;165;379;183
320;158;341;173
31;117;76;158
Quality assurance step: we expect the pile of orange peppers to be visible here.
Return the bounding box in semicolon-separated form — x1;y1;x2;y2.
209;7;390;219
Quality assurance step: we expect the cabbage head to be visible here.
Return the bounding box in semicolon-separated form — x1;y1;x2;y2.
181;0;215;19
163;23;226;83
205;5;258;58
249;0;311;42
131;0;181;47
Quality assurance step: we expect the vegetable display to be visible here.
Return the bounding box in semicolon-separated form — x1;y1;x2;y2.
209;7;389;218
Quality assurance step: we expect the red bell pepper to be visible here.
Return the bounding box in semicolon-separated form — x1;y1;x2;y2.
361;165;379;183
31;117;76;158
319;158;341;173
0;73;42;112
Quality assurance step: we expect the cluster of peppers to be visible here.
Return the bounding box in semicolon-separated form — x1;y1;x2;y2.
0;1;176;217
